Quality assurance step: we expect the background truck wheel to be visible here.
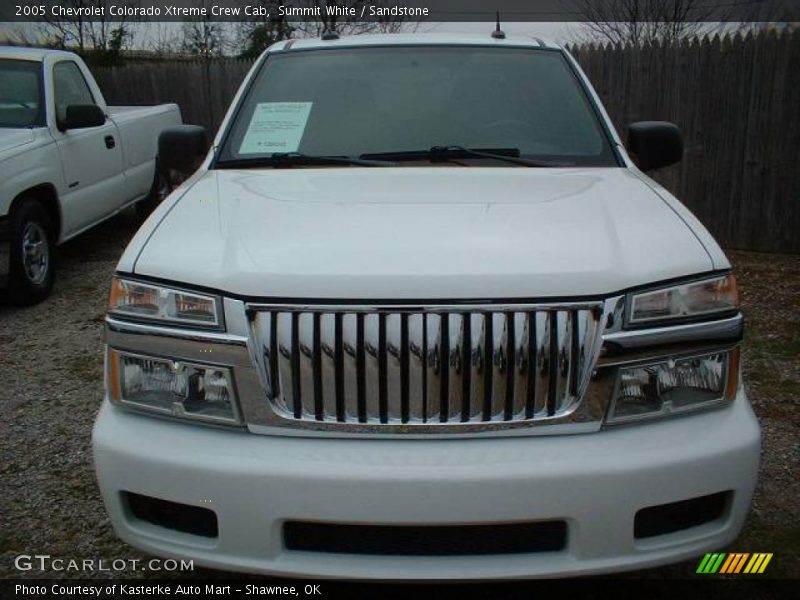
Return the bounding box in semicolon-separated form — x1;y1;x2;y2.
136;164;172;220
8;199;56;305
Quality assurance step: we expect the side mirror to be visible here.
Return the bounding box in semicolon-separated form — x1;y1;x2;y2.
158;125;208;173
62;104;106;130
626;121;683;171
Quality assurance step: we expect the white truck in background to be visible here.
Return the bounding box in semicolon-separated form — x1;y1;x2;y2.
0;47;181;304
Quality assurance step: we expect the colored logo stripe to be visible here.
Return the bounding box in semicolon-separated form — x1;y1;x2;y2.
697;553;727;573
697;552;773;574
744;553;773;574
720;553;749;573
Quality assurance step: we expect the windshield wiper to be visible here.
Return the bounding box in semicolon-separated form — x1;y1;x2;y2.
216;152;396;169
360;146;565;167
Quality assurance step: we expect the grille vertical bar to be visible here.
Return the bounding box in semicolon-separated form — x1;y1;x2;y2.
504;312;515;421
334;313;345;421
426;314;442;423
312;312;323;420
570;310;580;396
290;312;302;418
254;304;603;429
547;311;558;416
460;315;472;422
440;314;450;423
525;311;537;419
421;313;428;422
511;313;528;420
356;313;366;422
400;314;410;423
365;314;381;422
385;314;403;422
298;313;315;419
268;312;279;401
378;313;388;423
482;312;493;421
408;314;424;422
319;312;337;421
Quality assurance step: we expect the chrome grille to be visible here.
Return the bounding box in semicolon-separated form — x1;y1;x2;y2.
248;303;607;431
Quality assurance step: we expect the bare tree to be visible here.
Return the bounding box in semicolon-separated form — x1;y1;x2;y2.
41;0;139;52
573;0;714;46
146;23;180;57
180;21;231;56
292;1;413;39
232;0;415;58
235;1;295;58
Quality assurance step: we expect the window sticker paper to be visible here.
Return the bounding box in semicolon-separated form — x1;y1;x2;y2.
239;102;313;154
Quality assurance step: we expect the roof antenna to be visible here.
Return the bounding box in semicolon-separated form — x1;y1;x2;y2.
492;11;506;39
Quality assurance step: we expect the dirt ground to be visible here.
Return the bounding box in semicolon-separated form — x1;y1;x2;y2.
1;209;797;580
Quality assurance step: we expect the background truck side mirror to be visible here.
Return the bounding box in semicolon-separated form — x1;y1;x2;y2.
61;104;106;130
158;125;208;174
626;121;683;171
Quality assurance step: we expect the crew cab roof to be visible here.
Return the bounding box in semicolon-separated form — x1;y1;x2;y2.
0;45;78;62
269;33;560;53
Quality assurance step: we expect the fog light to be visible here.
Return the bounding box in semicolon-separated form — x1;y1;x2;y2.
607;350;737;425
107;349;240;425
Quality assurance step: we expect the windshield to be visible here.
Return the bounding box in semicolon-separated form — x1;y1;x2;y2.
0;59;43;128
217;46;617;167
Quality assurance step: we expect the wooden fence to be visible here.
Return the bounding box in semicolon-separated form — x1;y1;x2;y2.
94;59;255;134
93;30;800;253
570;30;800;254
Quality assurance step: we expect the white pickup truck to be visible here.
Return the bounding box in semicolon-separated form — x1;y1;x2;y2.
94;34;760;578
0;47;181;304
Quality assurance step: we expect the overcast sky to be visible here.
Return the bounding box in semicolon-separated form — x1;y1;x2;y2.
0;20;587;48
0;19;739;50
418;21;582;42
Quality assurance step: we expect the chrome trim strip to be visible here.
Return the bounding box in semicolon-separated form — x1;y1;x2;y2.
245;419;602;439
106;316;247;345
106;316;251;370
603;314;743;349
245;301;605;313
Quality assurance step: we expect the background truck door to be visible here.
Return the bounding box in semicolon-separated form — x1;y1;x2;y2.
51;60;124;236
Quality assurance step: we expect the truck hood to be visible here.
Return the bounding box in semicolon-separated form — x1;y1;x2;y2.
0;128;36;160
132;168;714;299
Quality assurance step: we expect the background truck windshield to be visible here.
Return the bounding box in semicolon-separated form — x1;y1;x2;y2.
0;60;43;128
219;46;618;166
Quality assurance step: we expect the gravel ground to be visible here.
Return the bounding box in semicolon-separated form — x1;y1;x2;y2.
1;210;798;580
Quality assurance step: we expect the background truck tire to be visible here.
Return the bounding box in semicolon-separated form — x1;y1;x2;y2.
7;198;56;306
136;162;172;221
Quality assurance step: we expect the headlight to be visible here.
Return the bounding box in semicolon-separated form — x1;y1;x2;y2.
107;348;241;425
108;277;222;328
627;274;738;326
606;349;739;425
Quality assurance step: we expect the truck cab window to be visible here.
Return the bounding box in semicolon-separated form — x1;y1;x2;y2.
218;46;617;167
0;60;42;127
53;61;96;124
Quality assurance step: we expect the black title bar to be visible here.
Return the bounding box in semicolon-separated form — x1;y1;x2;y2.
2;0;799;23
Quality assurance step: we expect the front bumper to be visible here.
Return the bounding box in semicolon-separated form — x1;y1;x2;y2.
93;389;760;579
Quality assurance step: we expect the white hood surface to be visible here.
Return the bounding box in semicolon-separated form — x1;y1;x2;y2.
132;167;714;299
0;128;35;160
